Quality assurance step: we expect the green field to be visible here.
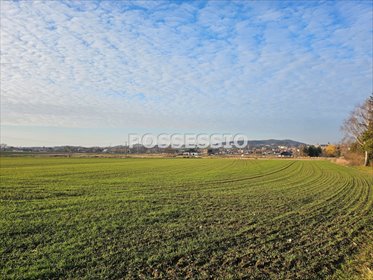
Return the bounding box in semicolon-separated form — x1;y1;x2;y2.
1;157;372;279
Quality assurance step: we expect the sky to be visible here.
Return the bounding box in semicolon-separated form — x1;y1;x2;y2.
1;0;372;146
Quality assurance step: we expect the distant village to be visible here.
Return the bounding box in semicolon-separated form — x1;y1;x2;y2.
0;141;339;158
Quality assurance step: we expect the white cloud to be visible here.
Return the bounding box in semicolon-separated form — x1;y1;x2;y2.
0;1;372;144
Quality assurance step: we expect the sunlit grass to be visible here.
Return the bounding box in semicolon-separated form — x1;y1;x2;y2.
1;157;372;279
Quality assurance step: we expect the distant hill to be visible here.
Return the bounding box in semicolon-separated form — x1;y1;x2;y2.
226;139;307;148
247;139;306;147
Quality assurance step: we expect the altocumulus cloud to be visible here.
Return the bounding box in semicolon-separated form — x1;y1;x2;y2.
1;0;372;143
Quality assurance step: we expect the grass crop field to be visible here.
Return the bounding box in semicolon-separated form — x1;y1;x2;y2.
1;157;372;279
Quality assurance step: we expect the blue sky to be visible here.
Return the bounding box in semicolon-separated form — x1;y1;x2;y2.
1;0;372;146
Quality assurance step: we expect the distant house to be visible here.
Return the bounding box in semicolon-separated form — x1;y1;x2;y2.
182;152;199;157
279;151;293;157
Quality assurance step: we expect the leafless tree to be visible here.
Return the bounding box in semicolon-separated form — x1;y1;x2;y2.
342;94;373;166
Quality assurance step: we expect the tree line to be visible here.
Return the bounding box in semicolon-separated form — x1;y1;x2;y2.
302;145;322;157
